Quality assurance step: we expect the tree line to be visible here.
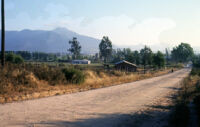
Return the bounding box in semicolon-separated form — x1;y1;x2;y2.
1;36;196;68
68;36;195;68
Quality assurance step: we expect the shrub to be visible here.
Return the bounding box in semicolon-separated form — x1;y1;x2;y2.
62;67;85;84
14;55;24;64
5;53;24;64
6;53;15;63
109;70;126;76
190;68;200;76
26;64;66;85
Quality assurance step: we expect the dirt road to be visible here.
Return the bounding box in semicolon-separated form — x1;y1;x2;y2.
0;69;190;127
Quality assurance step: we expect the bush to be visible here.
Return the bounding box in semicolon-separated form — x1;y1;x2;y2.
190;68;200;76
0;64;38;94
26;64;66;85
5;53;24;64
6;53;15;63
14;55;24;64
62;67;85;84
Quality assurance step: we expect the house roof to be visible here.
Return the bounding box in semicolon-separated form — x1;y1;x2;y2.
115;60;137;67
72;59;91;62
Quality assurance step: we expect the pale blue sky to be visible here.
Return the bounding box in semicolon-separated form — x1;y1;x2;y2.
4;0;200;49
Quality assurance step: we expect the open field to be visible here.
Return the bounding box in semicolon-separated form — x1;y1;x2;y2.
0;69;190;127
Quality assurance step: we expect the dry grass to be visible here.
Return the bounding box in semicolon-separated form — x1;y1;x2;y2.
169;68;200;127
0;63;176;103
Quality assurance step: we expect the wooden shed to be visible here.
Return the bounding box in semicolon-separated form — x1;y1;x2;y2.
115;60;137;72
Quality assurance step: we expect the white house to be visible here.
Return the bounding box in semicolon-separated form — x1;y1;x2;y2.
71;59;91;64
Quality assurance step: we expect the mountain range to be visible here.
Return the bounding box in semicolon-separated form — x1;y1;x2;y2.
2;28;100;54
2;27;199;54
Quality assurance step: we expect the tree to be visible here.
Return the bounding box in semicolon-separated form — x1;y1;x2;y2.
123;48;134;62
165;48;170;65
1;0;5;67
140;46;153;73
153;51;165;68
133;50;140;65
68;37;81;60
5;53;24;64
99;36;112;63
193;54;200;67
16;51;31;60
171;43;194;63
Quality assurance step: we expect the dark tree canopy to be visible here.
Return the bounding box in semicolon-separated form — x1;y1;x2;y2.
133;50;140;65
68;37;81;60
140;46;153;67
193;54;200;67
99;36;113;63
171;43;194;62
112;49;140;65
153;51;165;68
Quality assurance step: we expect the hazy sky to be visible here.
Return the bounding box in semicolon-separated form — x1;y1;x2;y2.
4;0;200;50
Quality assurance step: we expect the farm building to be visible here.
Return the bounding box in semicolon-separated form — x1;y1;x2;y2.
72;59;91;64
115;60;137;72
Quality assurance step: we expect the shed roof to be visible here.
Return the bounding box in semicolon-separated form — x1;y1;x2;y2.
115;60;137;67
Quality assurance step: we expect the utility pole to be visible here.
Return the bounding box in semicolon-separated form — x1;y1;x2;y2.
1;0;5;67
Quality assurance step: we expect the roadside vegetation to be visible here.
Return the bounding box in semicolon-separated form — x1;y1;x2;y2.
169;66;200;127
0;62;177;103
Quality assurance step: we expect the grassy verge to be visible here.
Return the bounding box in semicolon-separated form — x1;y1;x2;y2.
0;63;177;103
169;68;200;127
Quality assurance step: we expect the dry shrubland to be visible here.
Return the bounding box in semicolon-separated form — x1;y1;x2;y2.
0;63;174;103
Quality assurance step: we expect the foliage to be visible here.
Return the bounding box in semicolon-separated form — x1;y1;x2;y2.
68;37;81;59
26;64;66;85
14;55;24;64
0;64;38;94
140;46;153;68
5;53;24;64
15;51;32;60
190;68;200;76
99;36;113;63
192;54;200;68
171;43;194;63
153;51;165;68
132;50;140;65
4;51;59;62
62;67;85;84
112;49;140;65
5;53;15;62
169;69;200;127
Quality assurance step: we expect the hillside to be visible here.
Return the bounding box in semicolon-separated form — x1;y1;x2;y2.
2;28;100;54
